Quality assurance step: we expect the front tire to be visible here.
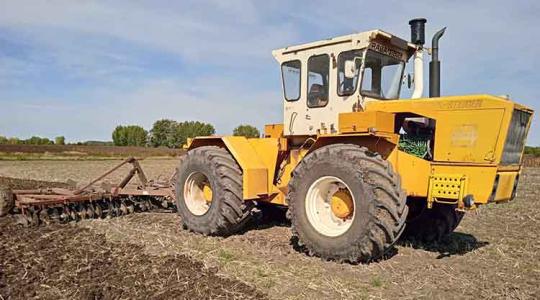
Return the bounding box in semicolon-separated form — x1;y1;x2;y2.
176;146;253;236
287;144;408;263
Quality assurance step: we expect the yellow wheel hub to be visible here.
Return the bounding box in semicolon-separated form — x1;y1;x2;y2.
331;190;354;219
202;184;213;203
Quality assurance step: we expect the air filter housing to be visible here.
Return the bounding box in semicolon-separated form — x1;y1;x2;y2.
409;18;427;45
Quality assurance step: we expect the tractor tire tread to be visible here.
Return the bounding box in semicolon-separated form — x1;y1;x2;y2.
176;146;253;236
287;143;408;263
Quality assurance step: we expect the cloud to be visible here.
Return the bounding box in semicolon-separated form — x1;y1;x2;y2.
0;76;282;142
0;0;538;145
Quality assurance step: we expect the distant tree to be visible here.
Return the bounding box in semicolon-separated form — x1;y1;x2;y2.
525;146;540;157
174;121;215;147
7;137;21;145
55;136;66;145
112;125;148;146
0;136;7;144
150;120;215;148
233;124;260;138
112;126;126;146
150;119;177;148
82;140;114;146
25;136;53;145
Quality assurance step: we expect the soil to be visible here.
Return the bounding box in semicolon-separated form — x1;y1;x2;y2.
0;144;183;158
0;160;539;299
0;218;266;300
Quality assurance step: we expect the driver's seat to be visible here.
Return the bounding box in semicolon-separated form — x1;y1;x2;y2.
307;84;328;107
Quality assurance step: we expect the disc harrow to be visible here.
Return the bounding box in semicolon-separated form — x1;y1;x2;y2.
5;157;177;226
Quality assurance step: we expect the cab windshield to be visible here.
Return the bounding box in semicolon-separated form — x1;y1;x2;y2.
360;50;405;100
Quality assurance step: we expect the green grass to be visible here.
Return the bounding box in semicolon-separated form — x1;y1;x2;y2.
218;249;236;264
370;276;383;288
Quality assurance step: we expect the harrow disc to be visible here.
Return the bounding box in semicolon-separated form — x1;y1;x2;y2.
77;204;88;219
29;209;40;226
94;203;103;218
49;207;61;222
69;206;78;221
87;204;95;219
60;207;71;223
39;209;52;225
127;202;135;214
120;202;128;215
0;186;14;217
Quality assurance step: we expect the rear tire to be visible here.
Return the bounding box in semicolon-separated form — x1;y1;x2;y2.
287;144;408;263
176;146;254;236
0;186;14;217
403;200;464;242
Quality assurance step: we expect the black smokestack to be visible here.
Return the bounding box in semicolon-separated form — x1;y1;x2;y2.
409;18;427;45
429;27;446;97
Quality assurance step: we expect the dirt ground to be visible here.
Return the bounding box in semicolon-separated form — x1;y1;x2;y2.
0;144;183;159
0;158;180;184
0;159;539;299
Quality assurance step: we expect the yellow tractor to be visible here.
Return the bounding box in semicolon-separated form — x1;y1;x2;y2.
176;19;534;262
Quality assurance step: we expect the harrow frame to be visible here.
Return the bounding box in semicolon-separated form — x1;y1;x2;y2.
9;157;177;225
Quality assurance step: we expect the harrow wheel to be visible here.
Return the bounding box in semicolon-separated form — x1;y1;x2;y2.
176;146;254;236
287;144;408;263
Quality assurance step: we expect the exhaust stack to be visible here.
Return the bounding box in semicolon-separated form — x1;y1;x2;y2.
409;18;427;99
429;27;446;97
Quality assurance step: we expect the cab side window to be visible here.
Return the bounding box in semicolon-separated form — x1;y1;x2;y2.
337;50;362;96
281;60;301;101
307;54;329;108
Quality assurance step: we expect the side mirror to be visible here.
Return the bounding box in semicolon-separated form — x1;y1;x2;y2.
344;60;356;79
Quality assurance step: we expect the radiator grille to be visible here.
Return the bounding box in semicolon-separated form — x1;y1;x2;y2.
501;109;532;165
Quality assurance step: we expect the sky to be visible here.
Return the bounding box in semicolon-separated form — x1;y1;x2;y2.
0;0;538;145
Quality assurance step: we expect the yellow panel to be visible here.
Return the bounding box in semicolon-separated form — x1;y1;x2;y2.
264;124;284;138
221;136;268;199
269;148;308;206
494;171;518;202
339;111;394;134
364;94;519;165
434;109;505;163
393;150;431;197
248;138;281;197
427;174;468;208
431;164;498;204
429;174;465;200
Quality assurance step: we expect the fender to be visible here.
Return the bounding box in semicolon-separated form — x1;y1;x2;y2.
187;136;280;200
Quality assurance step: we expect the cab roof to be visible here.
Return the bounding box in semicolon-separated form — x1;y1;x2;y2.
272;29;417;60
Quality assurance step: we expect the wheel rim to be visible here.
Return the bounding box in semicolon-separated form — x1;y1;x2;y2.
305;176;355;237
184;172;213;216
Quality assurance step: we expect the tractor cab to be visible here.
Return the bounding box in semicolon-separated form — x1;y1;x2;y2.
273;30;416;136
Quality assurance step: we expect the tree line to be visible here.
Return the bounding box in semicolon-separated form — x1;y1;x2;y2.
525;146;540;157
0;135;65;145
112;119;260;148
0;120;260;148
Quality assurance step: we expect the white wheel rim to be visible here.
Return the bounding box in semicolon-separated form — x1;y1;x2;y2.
183;172;212;216
305;176;355;237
